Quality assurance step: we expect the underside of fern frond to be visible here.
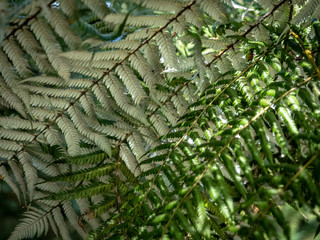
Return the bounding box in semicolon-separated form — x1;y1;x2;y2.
1;0;320;239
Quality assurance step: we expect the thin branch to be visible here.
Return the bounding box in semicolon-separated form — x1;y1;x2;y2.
291;30;320;79
3;0;56;42
207;0;287;67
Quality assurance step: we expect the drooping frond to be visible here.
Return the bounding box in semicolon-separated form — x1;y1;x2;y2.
1;0;320;239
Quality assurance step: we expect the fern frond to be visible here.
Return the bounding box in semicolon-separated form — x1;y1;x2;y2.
81;0;111;20
30;18;70;80
46;8;81;49
292;0;320;24
156;32;179;71
2;1;320;240
8;207;51;240
199;0;229;23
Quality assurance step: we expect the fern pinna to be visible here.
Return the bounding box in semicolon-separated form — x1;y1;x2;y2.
0;0;320;239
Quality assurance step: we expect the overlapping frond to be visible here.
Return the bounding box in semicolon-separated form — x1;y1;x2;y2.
1;0;320;239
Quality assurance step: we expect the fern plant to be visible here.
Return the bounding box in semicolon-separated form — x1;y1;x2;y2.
1;0;320;239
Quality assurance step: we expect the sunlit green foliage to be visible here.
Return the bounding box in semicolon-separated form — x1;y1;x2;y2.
1;0;320;239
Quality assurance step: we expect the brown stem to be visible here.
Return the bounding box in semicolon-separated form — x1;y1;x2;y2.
3;0;56;41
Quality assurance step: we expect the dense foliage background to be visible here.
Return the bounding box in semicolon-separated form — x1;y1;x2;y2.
1;0;320;239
